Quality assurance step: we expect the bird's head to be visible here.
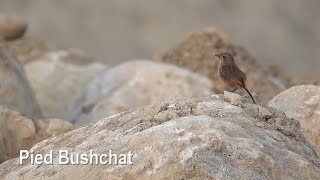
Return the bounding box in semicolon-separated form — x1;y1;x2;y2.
215;52;234;64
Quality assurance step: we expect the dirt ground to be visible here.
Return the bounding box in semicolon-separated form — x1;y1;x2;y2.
1;0;319;80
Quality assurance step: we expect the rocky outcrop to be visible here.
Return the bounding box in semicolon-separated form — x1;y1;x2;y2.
0;106;72;163
68;60;213;127
154;28;291;103
25;49;108;119
0;15;27;41
0;47;42;119
269;85;320;155
1;93;319;179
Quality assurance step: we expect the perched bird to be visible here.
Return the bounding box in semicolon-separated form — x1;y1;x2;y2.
215;52;256;104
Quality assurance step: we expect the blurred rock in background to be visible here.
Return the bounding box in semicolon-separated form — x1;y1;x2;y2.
69;60;213;127
0;15;27;41
25;49;108;119
3;36;49;64
1;0;320;80
0;45;42;119
154;28;290;103
269;85;320;155
0;106;72;163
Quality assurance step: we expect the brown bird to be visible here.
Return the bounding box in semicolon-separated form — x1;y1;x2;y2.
215;52;256;104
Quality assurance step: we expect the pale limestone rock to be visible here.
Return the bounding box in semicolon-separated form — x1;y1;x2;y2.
0;95;319;179
69;60;213;127
25;49;108;119
269;85;320;155
0;106;72;163
223;91;242;105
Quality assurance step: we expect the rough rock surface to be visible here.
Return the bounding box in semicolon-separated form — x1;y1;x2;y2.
68;60;213;127
269;85;320;155
0;106;72;163
0;46;42;119
1;94;319;179
25;49;108;119
0;15;27;41
154;28;291;103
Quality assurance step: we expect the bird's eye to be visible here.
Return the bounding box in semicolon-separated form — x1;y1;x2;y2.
222;55;225;59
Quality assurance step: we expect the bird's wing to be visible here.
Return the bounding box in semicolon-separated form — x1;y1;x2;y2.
220;64;246;86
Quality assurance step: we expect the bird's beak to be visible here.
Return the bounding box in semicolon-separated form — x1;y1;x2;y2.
215;54;220;58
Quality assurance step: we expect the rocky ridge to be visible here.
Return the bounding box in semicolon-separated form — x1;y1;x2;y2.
0;93;319;179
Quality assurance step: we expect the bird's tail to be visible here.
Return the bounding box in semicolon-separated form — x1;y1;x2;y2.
243;87;256;104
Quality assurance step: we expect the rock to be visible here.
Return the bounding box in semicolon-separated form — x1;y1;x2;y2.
68;60;213;127
0;106;72;163
1;36;49;64
154;27;291;103
1;95;319;179
0;47;42;119
257;105;273;120
0;15;27;41
223;91;242;106
25;49;108;119
269;85;320;155
37;118;73;137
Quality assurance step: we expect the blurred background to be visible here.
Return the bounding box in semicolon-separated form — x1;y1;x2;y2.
1;0;319;80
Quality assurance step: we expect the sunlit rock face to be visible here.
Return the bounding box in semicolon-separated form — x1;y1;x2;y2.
1;94;319;179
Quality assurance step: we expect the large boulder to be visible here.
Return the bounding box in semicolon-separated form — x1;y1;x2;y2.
0;106;72;163
25;49;108;119
154;28;291;103
269;85;320;155
0;94;319;179
68;60;213;127
0;46;42;119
